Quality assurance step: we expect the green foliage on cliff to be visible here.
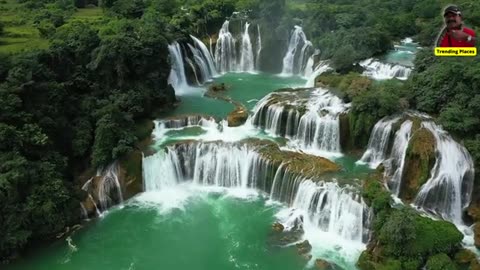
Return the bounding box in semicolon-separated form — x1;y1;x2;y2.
408;49;480;214
426;254;458;270
318;72;406;148
358;207;463;270
0;4;176;260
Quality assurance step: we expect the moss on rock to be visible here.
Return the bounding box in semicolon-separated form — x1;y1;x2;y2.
119;150;143;200
357;207;463;270
227;106;248;127
426;253;457;270
255;140;341;179
399;127;436;202
453;248;476;267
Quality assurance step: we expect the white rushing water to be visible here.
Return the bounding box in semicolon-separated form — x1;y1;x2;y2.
190;35;218;77
360;115;475;226
96;162;124;212
359;58;412;81
143;141;370;250
188;43;210;83
240;22;255;72
256;24;262;70
305;61;331;87
385;120;413;196
168;37;218;94
252;88;350;156
414;122;475;225
358;117;400;169
214;21;260;73
167;42;188;91
281;26;313;76
215;20;237;73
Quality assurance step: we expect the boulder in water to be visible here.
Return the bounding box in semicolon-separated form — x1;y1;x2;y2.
315;259;336;270
296;240;312;255
272;222;285;233
227;106;248;127
208;83;228;92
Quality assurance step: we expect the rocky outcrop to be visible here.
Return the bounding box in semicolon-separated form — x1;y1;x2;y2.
454;249;478;268
254;139;341;179
399;127;436;202
80;149;144;218
315;259;335;270
227;106;248;127
296;240;312;255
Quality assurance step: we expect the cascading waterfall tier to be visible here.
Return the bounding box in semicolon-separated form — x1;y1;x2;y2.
359;58;412;81
167;36;218;93
215;20;237;73
251;88;350;155
358;116;400;169
190;35;218;78
80;162;124;216
304;61;331;87
143;140;370;244
360;113;475;225
414;122;474;224
240;22;255;72
256;24;262;70
167;42;188;90
214;20;261;73
281;26;314;76
384;120;413;196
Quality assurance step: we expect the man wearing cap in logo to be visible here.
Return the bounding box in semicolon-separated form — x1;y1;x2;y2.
436;5;476;47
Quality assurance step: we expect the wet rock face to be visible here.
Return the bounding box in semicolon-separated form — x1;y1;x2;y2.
227;107;248;127
272;222;285;233
267;220;304;248
315;259;336;270
399;127;436;202
296;240;312;255
474;223;480;248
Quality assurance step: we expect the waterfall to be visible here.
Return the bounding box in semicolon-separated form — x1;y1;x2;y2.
252;88;350;154
143;143;273;191
256;24;262;70
358;117;400;169
289;181;370;243
215;20;237;73
97;162;124;212
167;42;188;90
361;115;475;225
414;122;475;224
143;141;370;245
190;35;218;77
209;38;214;61
359;58;412;80
187;44;210;83
186;57;201;85
297;41;312;75
168;37;217;93
305;61;331;87
240;22;255;72
385;120;413;195
281;26;313;75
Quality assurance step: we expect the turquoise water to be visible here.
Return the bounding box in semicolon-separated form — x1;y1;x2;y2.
213;72;306;110
383;39;420;67
8;72;371;270
164;73;306;119
7;191;308;270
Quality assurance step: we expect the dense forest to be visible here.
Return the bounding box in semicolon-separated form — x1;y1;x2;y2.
0;0;479;264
